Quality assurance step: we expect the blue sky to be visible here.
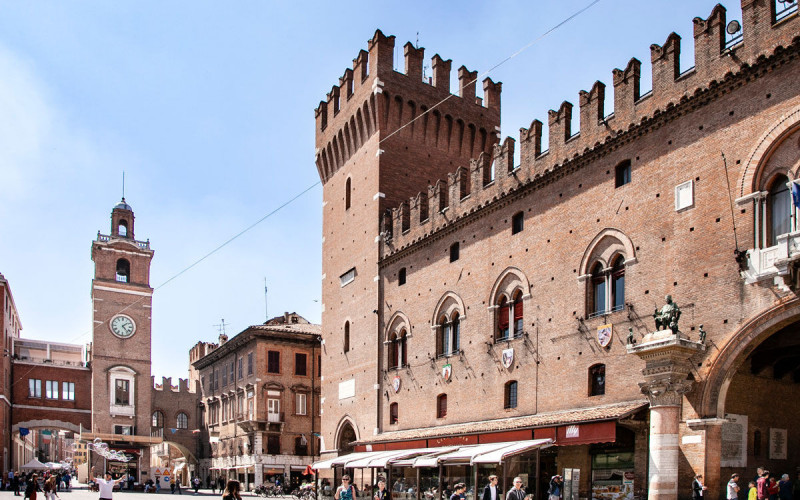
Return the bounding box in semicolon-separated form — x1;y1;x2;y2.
0;0;741;380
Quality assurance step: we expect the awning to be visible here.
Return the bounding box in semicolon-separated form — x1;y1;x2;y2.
312;439;553;470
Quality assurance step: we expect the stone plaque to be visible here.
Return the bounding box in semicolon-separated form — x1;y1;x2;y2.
721;413;748;467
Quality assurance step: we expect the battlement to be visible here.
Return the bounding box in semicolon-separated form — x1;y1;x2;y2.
152;375;198;393
380;1;800;255
314;29;502;184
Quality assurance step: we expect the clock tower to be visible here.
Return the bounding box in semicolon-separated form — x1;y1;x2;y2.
89;198;155;479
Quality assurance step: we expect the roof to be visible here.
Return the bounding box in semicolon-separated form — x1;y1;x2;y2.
249;323;321;335
114;198;133;211
357;399;648;445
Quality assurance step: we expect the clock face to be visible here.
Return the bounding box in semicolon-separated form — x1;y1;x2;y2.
109;314;136;338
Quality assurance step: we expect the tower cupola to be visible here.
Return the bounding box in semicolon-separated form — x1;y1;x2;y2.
111;197;135;239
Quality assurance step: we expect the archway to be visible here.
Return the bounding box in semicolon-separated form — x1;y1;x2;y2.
336;421;357;455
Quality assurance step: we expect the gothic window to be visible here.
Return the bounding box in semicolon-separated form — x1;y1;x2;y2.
610;256;626;312
389;329;407;369
589;364;606;396
437;313;460;357
437;394;447;418
581;229;635;318
591;263;606;316
767;175;791;247
152;410;164;428
504;381;518;409
176;412;188;429
116;259;130;283
496;296;510;341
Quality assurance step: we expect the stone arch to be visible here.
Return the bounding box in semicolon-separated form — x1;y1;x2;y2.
488;267;532;306
698;296;800;418
431;291;466;327
385;310;411;341
578;228;637;277
738;105;800;197
13;419;81;434
335;415;359;454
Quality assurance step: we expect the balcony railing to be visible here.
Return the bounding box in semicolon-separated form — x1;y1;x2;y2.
743;230;800;284
97;233;150;250
267;412;284;423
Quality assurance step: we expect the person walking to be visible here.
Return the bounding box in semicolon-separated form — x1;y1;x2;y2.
548;476;563;500
176;477;183;495
12;472;20;496
24;474;40;500
43;476;60;500
728;474;741;500
222;480;242;500
335;475;357;500
693;474;708;500
171;478;176;494
91;470;124;500
193;476;201;495
483;476;500;500
506;477;526;500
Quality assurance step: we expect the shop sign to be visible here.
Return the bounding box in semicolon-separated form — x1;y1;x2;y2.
392;376;401;393
442;363;452;381
502;348;514;368
597;324;612;348
565;425;580;439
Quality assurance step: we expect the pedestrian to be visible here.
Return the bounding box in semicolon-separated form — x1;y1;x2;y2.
374;478;387;500
750;482;758;500
548;476;563;500
193;476;200;495
758;470;771;500
43;477;60;500
92;469;125;500
483;475;500;500
222;480;241;500
128;473;135;491
206;476;211;491
450;483;467;500
335;475;357;500
506;477;526;500
156;477;162;493
176;478;183;495
729;474;741;500
778;475;792;500
24;474;40;500
692;474;708;500
171;478;176;494
769;477;780;500
12;472;21;496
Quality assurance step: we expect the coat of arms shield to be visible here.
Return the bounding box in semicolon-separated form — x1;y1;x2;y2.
392;376;401;393
442;363;452;381
597;324;613;348
502;348;514;368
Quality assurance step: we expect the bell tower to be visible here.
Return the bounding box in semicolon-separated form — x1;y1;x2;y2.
88;198;155;480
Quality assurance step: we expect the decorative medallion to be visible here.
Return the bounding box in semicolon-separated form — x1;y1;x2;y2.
597;324;613;348
392;376;401;393
442;363;452;381
501;348;514;369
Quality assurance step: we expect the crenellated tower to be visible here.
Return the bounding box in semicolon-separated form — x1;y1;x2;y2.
315;29;501;457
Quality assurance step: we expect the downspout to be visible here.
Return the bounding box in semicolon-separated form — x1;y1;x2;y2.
311;337;318;457
376;233;386;436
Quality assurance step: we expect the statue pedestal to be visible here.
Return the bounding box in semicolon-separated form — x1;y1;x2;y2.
628;331;705;500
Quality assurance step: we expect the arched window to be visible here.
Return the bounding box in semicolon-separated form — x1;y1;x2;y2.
118;220;128;237
345;177;352;210
591;263;606;315
589;364;606;396
389;329;407;369
767;175;791;247
496;296;510;341
610;256;625;312
152;410;164;428
504;381;518;409
389;402;398;424
116;259;130;283
176;412;188;429
343;321;350;353
436;394;447;418
437;314;460;357
512;291;524;337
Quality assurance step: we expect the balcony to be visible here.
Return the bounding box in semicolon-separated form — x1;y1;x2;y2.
110;403;135;417
267;412;284;423
742;231;800;286
97;233;151;250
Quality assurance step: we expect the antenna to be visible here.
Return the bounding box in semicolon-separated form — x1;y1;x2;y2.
122;171;125;200
416;31;419;49
264;276;269;323
213;319;227;336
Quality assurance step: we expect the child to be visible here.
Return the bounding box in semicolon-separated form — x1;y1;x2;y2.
749;481;757;500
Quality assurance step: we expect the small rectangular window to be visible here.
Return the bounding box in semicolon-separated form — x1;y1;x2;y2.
115;379;130;405
296;393;307;415
340;268;356;287
238;357;243;380
267;351;280;374
46;380;58;399
114;425;132;435
29;379;41;398
390;403;398;424
615;160;631;187
398;268;406;286
450;242;460;263
295;353;308;376
437;394;447;418
247;352;253;376
512;212;524;234
675;180;694;211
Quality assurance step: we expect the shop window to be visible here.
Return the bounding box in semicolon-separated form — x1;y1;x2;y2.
504;381;518;409
295;353;308;376
115;259;130;283
436;394;447;418
512;212;524;234
344;321;350;353
177;412;188;429
267;351;280;373
390;402;398;424
615;160;631;187
589;364;606;396
398;267;406;286
152;411;164;428
450;242;460;262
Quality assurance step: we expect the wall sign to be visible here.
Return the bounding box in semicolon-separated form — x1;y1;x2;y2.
769;428;787;460
721;413;748;468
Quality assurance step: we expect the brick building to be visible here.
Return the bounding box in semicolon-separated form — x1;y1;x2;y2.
191;312;321;490
1;272;22;471
315;2;800;500
150;376;201;487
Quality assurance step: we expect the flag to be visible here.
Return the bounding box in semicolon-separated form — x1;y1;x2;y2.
19;428;30;437
792;181;800;209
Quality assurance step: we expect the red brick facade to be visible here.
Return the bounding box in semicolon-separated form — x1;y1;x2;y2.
317;3;800;499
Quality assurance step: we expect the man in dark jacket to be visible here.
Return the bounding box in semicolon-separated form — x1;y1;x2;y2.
482;476;500;500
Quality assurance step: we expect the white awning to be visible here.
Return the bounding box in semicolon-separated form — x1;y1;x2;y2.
347;449;431;468
312;451;378;470
472;439;553;464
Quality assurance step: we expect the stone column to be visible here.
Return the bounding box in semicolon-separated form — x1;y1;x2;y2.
629;331;704;500
255;464;264;488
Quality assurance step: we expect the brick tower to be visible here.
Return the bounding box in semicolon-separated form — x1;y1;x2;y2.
89;198;154;479
315;30;501;457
